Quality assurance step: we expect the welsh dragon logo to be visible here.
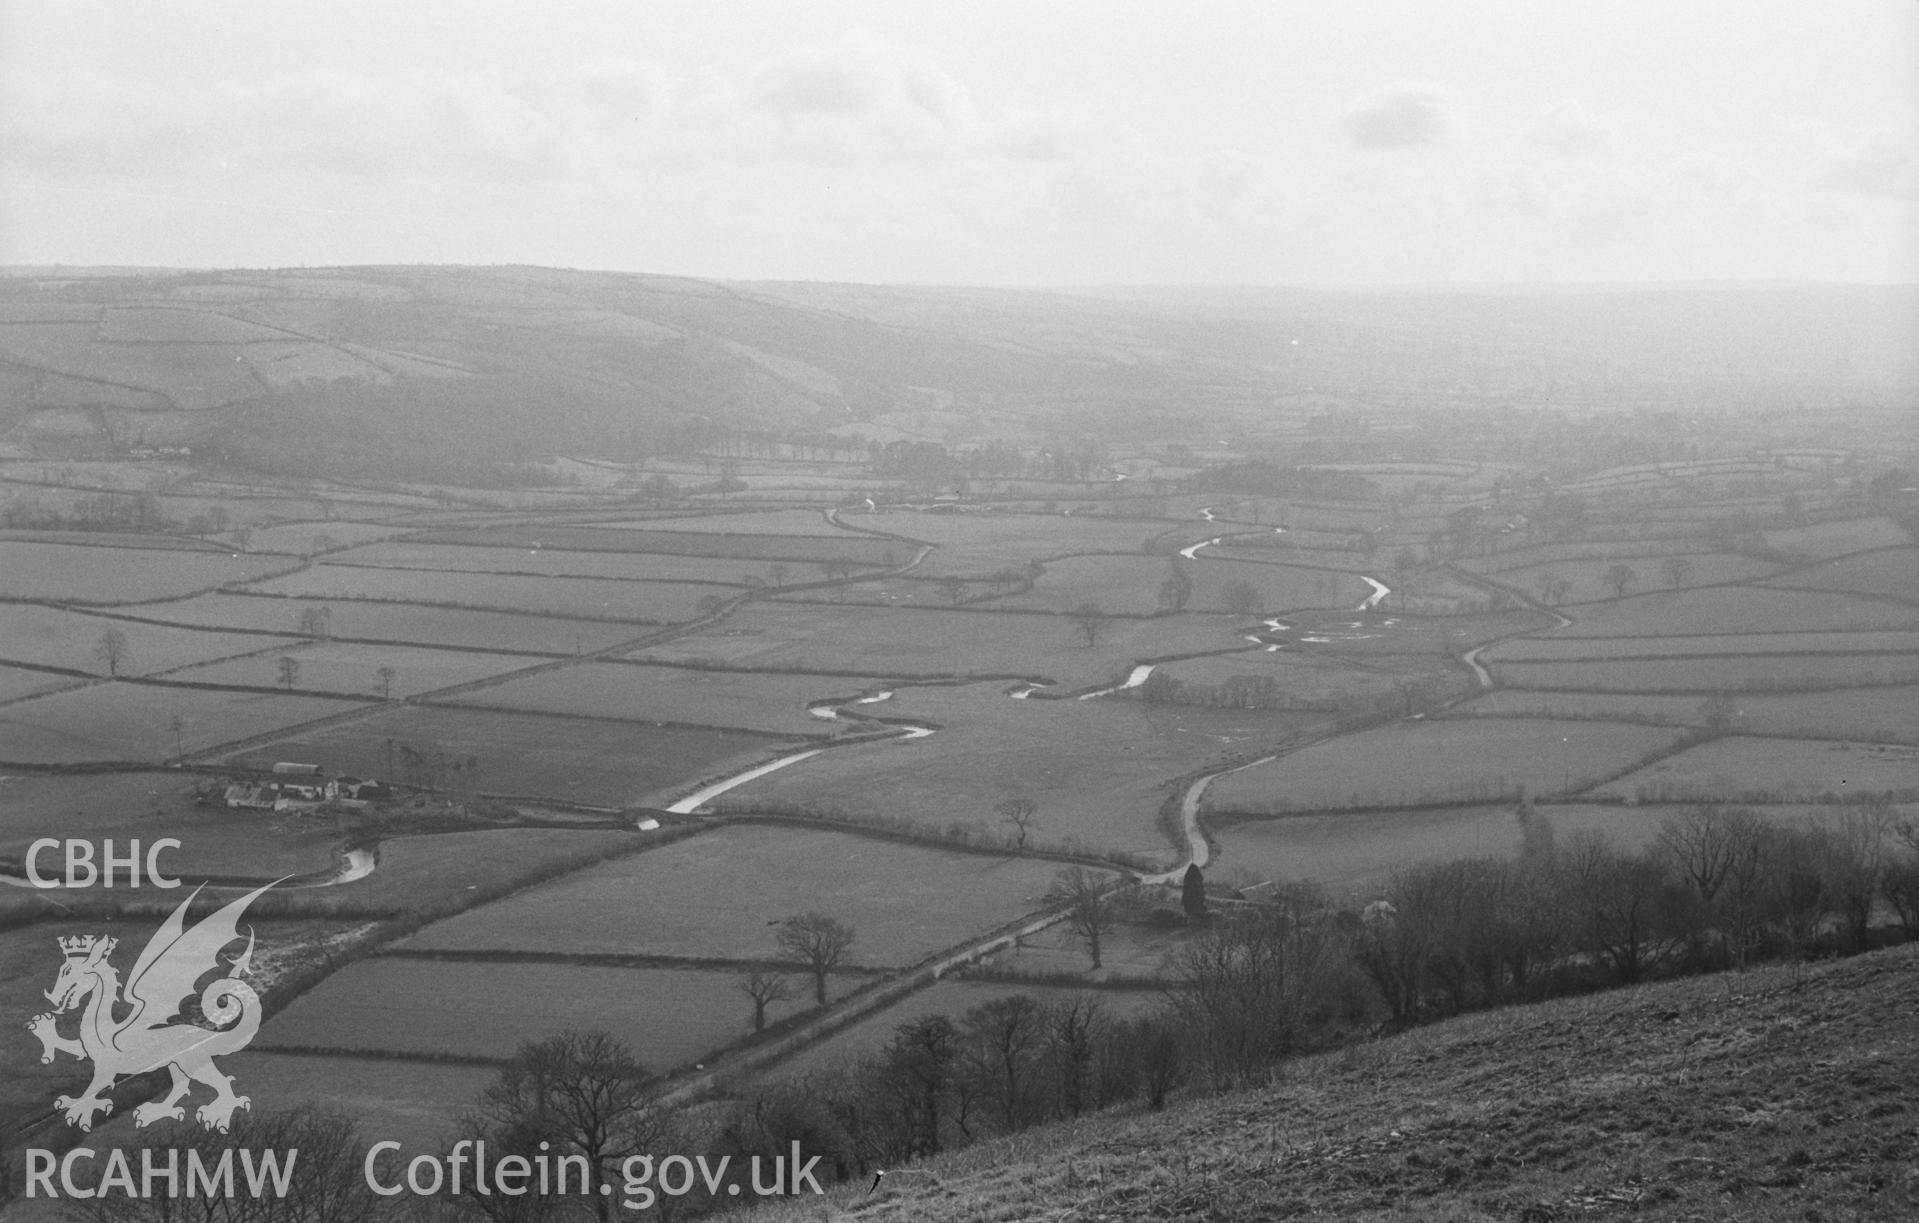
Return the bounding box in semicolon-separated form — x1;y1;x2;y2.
26;882;274;1133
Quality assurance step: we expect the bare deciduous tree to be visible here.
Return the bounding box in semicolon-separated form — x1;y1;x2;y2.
996;797;1038;850
777;912;856;1003
1067;602;1110;648
94;627;129;677
1047;867;1116;970
739;969;796;1032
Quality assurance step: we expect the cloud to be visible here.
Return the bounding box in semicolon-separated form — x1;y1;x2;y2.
1526;101;1615;158
1812;132;1916;199
1339;83;1463;150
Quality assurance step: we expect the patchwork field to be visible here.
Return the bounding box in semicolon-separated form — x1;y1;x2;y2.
126;592;647;654
1480;553;1785;602
1203;718;1686;813
630;604;1251;687
415;524;901;566
1490;653;1919;692
1212;802;1691;892
223;706;790;807
256;959;849;1068
1760;516;1912;559
714;681;1323;858
0;682;362;764
326;540;785;585
401;823;1088;966
164;641;538;697
849;511;1176;575
0;540;297;602
1590;734;1919;803
981;555;1369;616
221;1052;493;1150
0;603;305;677
436;661;868;735
1550;586;1919;636
1481;630;1919;661
1763;547;1919;602
0;664;80;705
1445;684;1919;744
606;509;856;535
238;565;718;622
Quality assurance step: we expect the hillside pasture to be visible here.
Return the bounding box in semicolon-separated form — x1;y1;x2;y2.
414;524;901;567
1147;650;1457;710
1549;585;1919;636
1763;547;1919;603
1480;553;1784;602
1204;718;1686;814
630;604;1252;688
400;823;1086;967
164;641;537;698
237;565;717;623
434;661;866;736
1761;516;1911;560
0;683;362;764
224;706;789;807
712;681;1323;859
1205;541;1378;575
126;593;646;654
1590;735;1919;803
1490;653;1919;693
0;540;297;603
325;540;784;585
0;664;80;705
256;959;846;1069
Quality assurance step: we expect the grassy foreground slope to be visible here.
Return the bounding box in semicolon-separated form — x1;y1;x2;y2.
761;946;1918;1222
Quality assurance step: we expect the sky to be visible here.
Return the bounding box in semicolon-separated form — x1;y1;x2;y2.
2;0;1915;285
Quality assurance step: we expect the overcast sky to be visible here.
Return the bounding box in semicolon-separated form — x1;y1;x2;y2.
2;0;1915;285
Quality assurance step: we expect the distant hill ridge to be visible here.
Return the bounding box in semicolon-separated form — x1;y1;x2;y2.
1;266;1913;477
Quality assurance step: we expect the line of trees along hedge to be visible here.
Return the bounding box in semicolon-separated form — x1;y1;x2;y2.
37;803;1916;1220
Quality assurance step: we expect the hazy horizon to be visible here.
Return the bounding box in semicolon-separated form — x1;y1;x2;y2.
4;1;1914;286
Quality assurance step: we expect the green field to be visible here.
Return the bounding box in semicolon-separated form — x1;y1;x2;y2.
165;641;538;697
1482;630;1919;661
981;555;1368;615
1760;516;1911;559
0;664;79;705
1763;547;1919;602
0;603;305;676
848;511;1174;575
1204;717;1685;813
0;540;297;603
631;604;1250;687
0;682;363;764
1551;586;1919;636
605;508;860;535
715;681;1323;858
326;540;787;585
436;661;869;735
238;565;718;623
127;592;647;654
256;959;849;1067
1445;684;1919;744
243;521;406;554
400;823;1086;967
1482;553;1784;602
1490;653;1919;692
416;524;901;566
1590;734;1919;803
221;1052;493;1149
223;706;790;807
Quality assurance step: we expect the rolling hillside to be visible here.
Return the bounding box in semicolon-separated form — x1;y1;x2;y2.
2;267;1914;481
761;945;1919;1221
